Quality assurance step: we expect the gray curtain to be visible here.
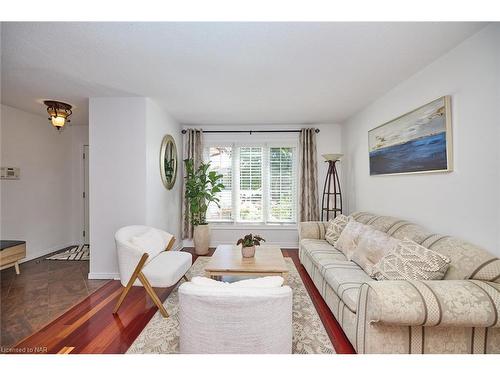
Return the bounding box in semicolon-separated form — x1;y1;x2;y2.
299;128;319;222
182;129;203;239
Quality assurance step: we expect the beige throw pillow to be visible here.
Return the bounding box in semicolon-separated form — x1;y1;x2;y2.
325;214;350;246
350;226;399;275
334;219;367;259
372;239;451;281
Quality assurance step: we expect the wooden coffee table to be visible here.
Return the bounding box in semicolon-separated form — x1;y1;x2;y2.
204;245;289;281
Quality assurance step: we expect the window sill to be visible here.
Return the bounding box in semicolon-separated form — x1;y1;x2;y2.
207;222;297;231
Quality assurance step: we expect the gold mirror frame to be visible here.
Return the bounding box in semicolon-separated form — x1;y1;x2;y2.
159;134;178;190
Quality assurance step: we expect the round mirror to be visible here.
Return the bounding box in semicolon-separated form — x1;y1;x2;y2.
159;134;177;190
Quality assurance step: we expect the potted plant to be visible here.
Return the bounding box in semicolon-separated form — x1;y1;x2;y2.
184;159;225;255
236;234;265;258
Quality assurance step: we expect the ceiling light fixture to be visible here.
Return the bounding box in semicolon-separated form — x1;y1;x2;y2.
43;100;72;131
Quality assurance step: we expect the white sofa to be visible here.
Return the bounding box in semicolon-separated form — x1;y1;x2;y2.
178;277;293;354
299;211;500;354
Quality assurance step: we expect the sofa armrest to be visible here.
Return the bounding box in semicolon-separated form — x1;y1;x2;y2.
359;279;500;328
298;221;328;242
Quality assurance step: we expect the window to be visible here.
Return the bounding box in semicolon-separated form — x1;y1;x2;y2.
205;143;297;224
206;146;233;221
268;147;294;222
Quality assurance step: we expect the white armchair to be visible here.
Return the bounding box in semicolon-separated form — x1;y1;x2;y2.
178;277;293;354
113;225;192;318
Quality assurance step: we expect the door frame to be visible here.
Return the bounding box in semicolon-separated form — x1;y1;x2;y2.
83;145;90;245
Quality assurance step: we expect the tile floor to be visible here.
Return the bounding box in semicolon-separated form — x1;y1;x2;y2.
0;249;109;348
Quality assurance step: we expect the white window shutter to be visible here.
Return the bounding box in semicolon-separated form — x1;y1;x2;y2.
238;147;263;222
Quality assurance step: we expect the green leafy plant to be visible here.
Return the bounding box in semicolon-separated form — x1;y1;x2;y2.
236;234;266;247
184;159;225;226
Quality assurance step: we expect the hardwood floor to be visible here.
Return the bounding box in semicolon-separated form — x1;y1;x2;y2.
9;248;355;354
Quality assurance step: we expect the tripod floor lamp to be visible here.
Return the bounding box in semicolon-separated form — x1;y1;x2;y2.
321;153;343;221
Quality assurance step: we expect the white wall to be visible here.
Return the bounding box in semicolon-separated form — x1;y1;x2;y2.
341;25;500;255
89;98;147;279
0;104;88;261
89;97;182;279
181;122;342;248
145;99;183;248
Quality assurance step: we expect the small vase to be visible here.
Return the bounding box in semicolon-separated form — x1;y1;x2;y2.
193;224;211;255
241;245;256;258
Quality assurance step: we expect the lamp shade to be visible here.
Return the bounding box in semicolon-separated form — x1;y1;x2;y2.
322;153;343;161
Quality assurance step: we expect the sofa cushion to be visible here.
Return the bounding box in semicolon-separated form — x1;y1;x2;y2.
325;214;350;246
300;239;347;271
322;260;373;313
351;226;399;275
372;239;451;281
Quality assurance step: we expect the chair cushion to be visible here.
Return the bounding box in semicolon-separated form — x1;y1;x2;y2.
324;214;350;246
130;228;168;258
322;260;374;313
190;276;284;288
138;251;192;287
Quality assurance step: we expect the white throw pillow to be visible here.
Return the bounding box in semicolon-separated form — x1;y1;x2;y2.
350;226;399;275
334;219;368;259
190;276;284;288
324;214;350;246
130;228;166;256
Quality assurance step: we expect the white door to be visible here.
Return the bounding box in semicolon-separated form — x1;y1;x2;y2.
83;145;90;244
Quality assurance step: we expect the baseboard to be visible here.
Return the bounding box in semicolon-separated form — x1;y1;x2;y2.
88;272;120;280
20;242;76;264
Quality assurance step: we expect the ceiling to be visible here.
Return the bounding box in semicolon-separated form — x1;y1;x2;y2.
1;22;486;126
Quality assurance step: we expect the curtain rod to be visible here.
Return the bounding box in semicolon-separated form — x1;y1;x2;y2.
181;129;320;134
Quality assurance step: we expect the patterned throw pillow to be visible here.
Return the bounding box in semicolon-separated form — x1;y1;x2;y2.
334;219;368;259
325;214;350;246
371;239;451;281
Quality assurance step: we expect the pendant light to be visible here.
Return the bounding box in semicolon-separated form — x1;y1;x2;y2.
44;100;73;132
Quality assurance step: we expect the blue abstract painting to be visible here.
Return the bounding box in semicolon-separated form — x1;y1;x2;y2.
369;96;452;176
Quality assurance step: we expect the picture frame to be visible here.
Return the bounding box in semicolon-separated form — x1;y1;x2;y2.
368;96;453;176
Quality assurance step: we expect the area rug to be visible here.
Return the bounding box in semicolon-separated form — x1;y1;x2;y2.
46;244;89;261
126;256;335;354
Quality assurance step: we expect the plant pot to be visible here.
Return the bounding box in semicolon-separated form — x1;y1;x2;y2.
241;245;256;258
193;224;211;255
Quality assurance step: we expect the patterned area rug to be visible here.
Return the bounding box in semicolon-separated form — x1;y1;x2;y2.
127;256;335;354
46;244;89;261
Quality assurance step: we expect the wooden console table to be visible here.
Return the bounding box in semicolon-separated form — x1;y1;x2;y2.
0;240;26;274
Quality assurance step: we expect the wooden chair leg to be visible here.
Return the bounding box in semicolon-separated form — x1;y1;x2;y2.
113;253;149;314
138;272;169;318
14;262;20;275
